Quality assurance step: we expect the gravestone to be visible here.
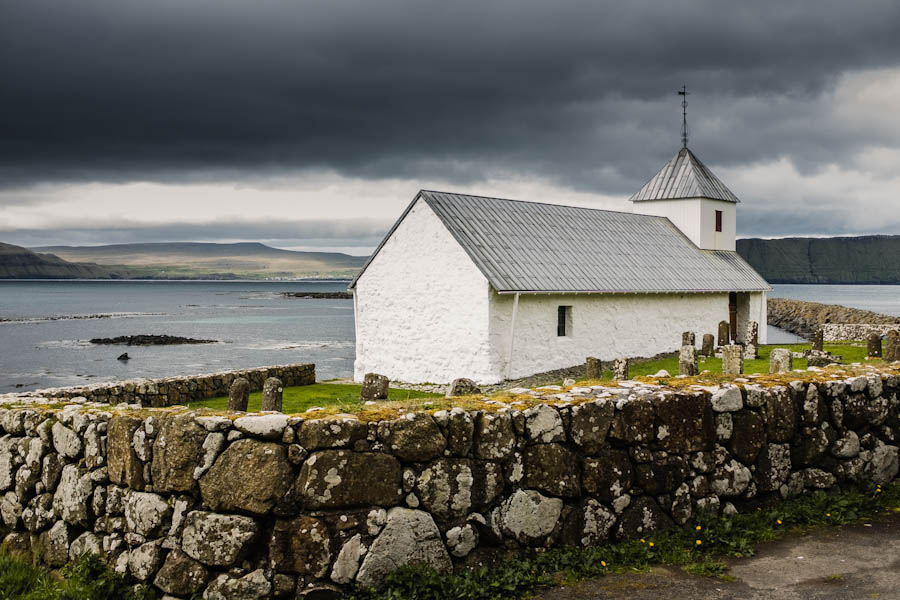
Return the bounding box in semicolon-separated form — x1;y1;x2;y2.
613;358;629;381
701;334;715;357
807;351;836;367
679;345;698;376
812;327;824;352
769;348;792;373
585;357;602;379
867;332;882;358
682;331;695;346
227;377;250;412
446;378;480;397
743;321;759;359
885;330;900;362
361;373;389;401
722;345;743;375
718;321;730;347
261;377;283;412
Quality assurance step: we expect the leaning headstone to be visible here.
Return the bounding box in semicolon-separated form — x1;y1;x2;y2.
701;334;715;357
885;330;900;362
360;373;389;401
867;332;882;358
585;357;602;379
718;321;730;347
812;327;824;352
679;345;698;376
682;331;695;346
769;348;793;373
613;358;629;381
261;377;283;412
722;345;743;375
743;321;759;359
227;377;250;412
446;378;480;398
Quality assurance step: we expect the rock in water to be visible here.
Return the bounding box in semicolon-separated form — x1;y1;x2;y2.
117;353;130;361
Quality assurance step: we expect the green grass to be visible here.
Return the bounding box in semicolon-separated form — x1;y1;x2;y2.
596;342;872;380
0;552;155;600
345;481;900;600
189;382;443;414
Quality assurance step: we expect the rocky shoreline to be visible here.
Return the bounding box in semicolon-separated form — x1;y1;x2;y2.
281;291;352;299
768;298;900;339
89;335;218;346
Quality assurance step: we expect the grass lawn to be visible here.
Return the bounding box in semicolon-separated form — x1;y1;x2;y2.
186;342;879;416
188;382;443;414
595;342;874;380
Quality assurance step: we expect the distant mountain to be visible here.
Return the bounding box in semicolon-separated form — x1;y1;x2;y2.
32;242;367;280
0;243;121;279
737;235;900;284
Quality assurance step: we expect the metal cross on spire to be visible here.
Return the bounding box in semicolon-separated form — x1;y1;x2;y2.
678;85;690;148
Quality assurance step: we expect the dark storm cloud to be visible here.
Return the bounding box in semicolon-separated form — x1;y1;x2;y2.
3;0;900;199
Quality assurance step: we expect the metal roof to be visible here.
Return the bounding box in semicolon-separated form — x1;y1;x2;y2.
350;190;769;293
630;147;740;203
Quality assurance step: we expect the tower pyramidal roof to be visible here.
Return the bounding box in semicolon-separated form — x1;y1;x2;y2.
629;147;740;203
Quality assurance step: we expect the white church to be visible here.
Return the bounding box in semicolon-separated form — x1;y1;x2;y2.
349;146;770;384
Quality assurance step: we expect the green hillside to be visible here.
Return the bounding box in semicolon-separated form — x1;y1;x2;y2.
737;236;900;284
0;243;121;279
32;242;367;279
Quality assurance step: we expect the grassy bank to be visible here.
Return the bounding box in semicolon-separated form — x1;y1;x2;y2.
346;481;900;600
0;553;154;600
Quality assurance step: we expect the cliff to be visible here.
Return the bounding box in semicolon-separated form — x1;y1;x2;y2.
0;242;120;279
737;236;900;284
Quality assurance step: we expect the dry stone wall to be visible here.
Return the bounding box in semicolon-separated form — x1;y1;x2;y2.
823;324;900;342
0;363;315;407
1;368;900;599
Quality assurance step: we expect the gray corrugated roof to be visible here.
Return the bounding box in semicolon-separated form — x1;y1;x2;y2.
630;147;740;203
350;190;769;293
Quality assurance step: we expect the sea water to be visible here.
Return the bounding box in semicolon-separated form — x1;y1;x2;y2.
2;281;897;392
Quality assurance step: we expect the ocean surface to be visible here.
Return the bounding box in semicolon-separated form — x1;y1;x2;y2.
2;281;899;393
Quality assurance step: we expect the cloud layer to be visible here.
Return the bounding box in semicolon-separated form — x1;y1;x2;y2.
3;0;900;247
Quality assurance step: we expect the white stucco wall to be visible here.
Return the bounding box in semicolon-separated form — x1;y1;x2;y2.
353;198;495;384
489;291;738;380
632;197;736;251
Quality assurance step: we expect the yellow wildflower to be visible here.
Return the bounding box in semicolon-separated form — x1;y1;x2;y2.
777;519;782;525
695;525;702;531
649;542;655;547
696;540;702;545
601;561;607;567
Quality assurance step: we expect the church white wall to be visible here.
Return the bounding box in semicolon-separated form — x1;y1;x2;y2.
353;198;495;384
488;291;733;380
631;198;702;246
631;198;736;251
699;198;736;251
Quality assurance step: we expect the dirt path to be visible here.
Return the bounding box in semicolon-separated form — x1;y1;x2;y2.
539;512;900;600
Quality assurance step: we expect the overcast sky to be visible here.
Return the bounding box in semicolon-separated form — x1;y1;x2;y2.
3;0;900;254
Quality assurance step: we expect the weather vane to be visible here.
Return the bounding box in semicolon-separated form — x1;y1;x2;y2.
678;85;689;148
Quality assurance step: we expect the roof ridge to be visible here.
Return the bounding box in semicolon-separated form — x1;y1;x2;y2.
419;189;670;220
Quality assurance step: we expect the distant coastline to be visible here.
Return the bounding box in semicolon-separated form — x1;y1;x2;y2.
0;241;366;280
737;235;900;284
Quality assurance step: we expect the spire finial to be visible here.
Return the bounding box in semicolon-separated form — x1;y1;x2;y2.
678;85;689;148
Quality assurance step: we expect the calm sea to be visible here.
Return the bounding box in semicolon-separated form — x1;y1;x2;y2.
2;281;899;392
